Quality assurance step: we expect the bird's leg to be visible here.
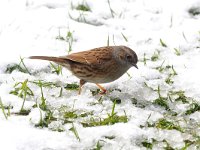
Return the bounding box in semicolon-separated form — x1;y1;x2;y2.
95;83;107;94
79;79;86;95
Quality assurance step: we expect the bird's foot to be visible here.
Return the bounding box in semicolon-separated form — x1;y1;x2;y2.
95;83;107;94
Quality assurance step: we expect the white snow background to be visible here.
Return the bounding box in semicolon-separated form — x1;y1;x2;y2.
0;0;200;149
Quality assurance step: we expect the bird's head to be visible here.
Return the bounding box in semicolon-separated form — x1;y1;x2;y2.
113;46;138;69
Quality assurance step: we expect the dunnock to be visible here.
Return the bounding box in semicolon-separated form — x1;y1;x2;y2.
29;46;138;94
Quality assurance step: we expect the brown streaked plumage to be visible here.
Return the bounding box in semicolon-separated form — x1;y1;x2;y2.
29;46;138;94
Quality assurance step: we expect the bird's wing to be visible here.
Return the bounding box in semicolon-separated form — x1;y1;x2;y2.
60;47;114;69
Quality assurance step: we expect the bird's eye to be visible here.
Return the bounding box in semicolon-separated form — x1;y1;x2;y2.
126;55;132;60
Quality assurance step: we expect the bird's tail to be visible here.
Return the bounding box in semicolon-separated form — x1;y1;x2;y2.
29;56;67;64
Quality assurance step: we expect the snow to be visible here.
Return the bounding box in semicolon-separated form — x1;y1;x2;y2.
0;0;200;149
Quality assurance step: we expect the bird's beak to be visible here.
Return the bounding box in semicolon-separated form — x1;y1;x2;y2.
133;64;138;69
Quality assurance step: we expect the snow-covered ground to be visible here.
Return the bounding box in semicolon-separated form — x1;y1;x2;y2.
0;0;200;149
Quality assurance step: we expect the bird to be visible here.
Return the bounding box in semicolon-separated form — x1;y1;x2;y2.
29;46;138;94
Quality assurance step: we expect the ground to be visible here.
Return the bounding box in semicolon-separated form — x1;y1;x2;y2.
0;0;200;149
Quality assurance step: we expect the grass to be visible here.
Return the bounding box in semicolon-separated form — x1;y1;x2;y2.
56;28;74;54
56;28;65;41
64;111;78;119
81;100;128;127
70;1;91;12
140;50;161;65
5;57;31;74
188;7;200;16
185;103;200;115
6;64;27;74
107;34;110;46
76;3;90;12
58;105;94;123
0;97;8;120
165;65;177;85
174;48;181;56
107;0;115;18
142;53;149;65
92;140;103;150
19;57;31;75
170;65;178;75
12;109;31;116
165;75;174;85
151;50;160;61
30;80;59;88
66;30;74;54
79;111;93;118
163;140;175;150
143;82;157;91
156;60;165;72
153;86;170;110
160;39;167;47
58;87;63;97
50;62;62;75
112;34;116;46
182;32;188;43
182;140;195;150
90;89;101;96
140;138;176;150
89;96;103;105
169;90;189;104
64;83;79;90
104;135;115;140
121;32;128;42
170;15;173;28
153;97;169;110
155;118;183;132
37;80;47;111
81;115;128;127
143;80;199;118
106;34;117;46
141;141;153;149
70;123;81;141
69;10;87;24
126;71;132;79
10;79;34;113
35;109;56;128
